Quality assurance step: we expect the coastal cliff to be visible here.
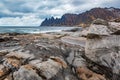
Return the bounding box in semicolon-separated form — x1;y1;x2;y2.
41;7;120;27
0;18;120;80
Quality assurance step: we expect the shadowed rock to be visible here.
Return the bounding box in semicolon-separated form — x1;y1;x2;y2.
87;19;112;39
112;18;120;22
85;19;120;79
76;67;106;80
109;21;120;35
92;18;109;26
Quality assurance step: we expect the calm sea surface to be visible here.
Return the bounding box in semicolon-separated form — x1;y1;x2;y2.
0;26;77;33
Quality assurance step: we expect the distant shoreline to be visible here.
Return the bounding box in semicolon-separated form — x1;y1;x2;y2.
0;26;78;34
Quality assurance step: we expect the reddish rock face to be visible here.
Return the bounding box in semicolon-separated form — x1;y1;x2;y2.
41;7;120;27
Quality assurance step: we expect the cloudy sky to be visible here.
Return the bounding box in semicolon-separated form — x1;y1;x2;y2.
0;0;119;26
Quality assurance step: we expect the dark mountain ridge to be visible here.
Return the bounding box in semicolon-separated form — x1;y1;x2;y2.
40;7;120;27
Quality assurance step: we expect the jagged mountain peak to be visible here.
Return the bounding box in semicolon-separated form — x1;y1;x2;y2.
41;7;120;27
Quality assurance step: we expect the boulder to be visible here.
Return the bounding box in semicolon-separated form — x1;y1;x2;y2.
50;56;67;68
87;24;111;39
5;51;35;60
29;59;42;65
67;50;86;67
92;18;108;26
3;57;21;68
85;19;120;79
86;19;112;39
66;49;107;80
109;22;120;35
32;57;67;79
13;66;42;80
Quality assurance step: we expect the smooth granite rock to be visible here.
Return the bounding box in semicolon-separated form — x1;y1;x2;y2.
109;22;120;34
13;66;42;80
85;19;120;79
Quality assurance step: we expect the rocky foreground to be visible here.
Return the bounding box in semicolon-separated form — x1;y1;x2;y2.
0;18;120;80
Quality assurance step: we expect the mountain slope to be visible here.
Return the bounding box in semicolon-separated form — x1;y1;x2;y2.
40;7;120;27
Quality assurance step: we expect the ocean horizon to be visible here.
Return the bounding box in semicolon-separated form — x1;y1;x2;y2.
0;26;77;34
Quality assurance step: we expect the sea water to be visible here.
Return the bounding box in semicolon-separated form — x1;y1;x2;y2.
0;26;76;33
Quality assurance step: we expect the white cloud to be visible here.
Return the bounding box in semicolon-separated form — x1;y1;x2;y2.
0;0;119;26
0;15;42;26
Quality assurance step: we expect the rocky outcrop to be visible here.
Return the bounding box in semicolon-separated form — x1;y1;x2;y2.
0;50;68;80
1;19;120;80
109;21;120;35
0;32;108;80
85;18;120;79
41;7;120;27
